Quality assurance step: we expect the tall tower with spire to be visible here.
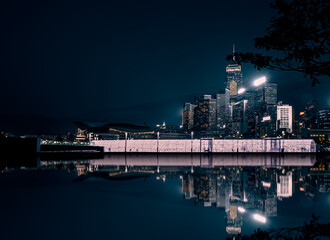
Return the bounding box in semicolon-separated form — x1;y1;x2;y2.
224;44;243;120
225;44;243;93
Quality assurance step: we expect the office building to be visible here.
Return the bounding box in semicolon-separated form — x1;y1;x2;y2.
277;104;293;133
225;62;243;95
277;171;293;198
182;102;196;130
303;100;319;129
254;82;277;107
259;116;277;138
216;91;226;129
225;46;243;119
264;83;277;105
318;109;330;129
193;95;217;130
232;100;248;137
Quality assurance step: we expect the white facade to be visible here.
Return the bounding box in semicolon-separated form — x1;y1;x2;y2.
277;172;293;198
277;105;293;133
90;139;316;153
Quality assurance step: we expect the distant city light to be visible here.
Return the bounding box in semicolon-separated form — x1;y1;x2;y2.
254;76;266;86
238;207;246;213
262;181;271;188
238;88;246;94
262;116;271;122
253;214;266;223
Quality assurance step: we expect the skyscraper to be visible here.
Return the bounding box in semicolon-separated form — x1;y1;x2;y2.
318;109;330;129
277;103;293;133
264;83;277;105
303;100;319;129
254;82;278;106
182;103;196;130
225;46;243;93
225;45;243;119
216;91;226;128
277;171;293;198
193;95;216;130
232;100;248;137
242;90;257;138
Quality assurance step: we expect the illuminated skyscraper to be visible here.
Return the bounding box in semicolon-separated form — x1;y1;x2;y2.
182;102;196;130
277;171;293;198
225;45;243;119
193;95;216;130
254;82;277;106
277;103;293;133
225;46;243;93
318;109;330;129
264;83;277;105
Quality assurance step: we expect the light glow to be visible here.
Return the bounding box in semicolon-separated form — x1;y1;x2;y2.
262;116;271;122
238;207;246;213
262;181;271;188
254;76;266;86
238;88;246;94
253;214;266;223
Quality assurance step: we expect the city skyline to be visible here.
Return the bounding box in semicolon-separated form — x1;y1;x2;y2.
181;54;328;140
0;1;328;240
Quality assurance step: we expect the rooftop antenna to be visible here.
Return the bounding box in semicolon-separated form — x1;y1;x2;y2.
233;43;236;61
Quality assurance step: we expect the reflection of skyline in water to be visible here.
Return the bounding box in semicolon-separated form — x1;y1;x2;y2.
39;154;329;236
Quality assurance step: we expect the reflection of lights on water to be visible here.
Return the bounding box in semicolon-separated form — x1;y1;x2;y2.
238;207;246;213
253;214;266;223
238;88;246;94
156;175;166;182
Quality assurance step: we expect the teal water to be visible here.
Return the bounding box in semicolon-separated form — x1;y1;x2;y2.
0;154;329;240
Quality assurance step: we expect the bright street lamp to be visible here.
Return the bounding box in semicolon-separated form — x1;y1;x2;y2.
253;213;267;223
253;76;266;86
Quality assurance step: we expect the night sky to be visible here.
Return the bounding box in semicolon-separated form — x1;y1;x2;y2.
1;0;329;134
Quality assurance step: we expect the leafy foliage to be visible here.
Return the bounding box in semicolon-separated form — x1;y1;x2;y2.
227;0;329;85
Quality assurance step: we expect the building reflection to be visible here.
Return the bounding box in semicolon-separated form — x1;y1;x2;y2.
39;153;328;236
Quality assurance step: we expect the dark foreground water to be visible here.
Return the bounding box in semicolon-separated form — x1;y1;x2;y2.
0;153;329;240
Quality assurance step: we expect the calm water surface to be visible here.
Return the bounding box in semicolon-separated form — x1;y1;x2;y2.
0;154;329;240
